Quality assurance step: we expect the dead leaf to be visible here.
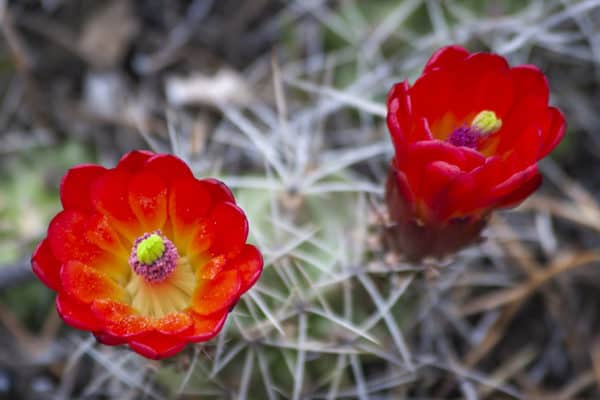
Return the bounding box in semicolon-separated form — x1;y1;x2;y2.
79;1;139;68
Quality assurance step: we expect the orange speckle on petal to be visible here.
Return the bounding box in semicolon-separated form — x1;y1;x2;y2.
60;261;127;304
86;213;128;259
154;312;193;335
196;255;227;280
191;270;241;316
183;310;228;341
92;299;153;337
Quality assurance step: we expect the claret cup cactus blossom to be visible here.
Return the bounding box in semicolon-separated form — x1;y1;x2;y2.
385;45;566;261
32;150;262;359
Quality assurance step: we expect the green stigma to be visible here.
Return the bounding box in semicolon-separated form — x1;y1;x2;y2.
136;234;165;265
471;110;502;135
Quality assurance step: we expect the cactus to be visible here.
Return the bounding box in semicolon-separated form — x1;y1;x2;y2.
8;1;600;399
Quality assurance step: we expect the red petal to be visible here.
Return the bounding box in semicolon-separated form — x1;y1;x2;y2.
489;164;541;208
191;270;241;316
56;293;101;331
128;171;168;231
538;107;566;159
116;150;155;173
91;299;153;338
85;213;129;259
395;142;455;202
129;332;186;360
438;172;478;220
197;255;228;280
60;165;107;212
60;261;127;304
452;53;510;120
472;68;514;118
183;310;228;341
460;52;510;77
48;210;104;265
31;239;61;291
227;244;263;294
403;141;484;173
420;161;462;221
169;177;215;250
410;117;435;143
386;81;412;156
496;170;542;209
410;69;453;130
442;156;503;218
504;126;542;171
496;95;548;155
48;210;126;279
207;202;249;257
202;178;235;204
510;65;549;104
144;154;194;183
188;202;248;260
92;169;140;240
94;332;128;346
154;312;193;336
423;45;469;73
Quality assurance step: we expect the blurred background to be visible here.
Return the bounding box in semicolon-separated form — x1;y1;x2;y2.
1;0;600;399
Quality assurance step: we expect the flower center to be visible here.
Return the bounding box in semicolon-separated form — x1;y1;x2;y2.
447;126;479;149
447;110;502;149
129;230;179;283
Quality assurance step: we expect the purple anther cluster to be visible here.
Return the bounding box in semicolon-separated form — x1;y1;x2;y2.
129;230;179;284
447;126;480;149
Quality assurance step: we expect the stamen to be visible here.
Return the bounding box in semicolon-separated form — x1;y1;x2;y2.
448;126;479;149
471;110;502;134
129;230;179;283
447;110;503;149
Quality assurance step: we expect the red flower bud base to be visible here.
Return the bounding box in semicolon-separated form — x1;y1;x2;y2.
386;168;487;261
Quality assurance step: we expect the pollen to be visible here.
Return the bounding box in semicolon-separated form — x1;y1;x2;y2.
471;110;502;135
130;230;179;284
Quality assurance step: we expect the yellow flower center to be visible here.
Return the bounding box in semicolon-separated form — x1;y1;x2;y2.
126;257;196;318
126;230;196;318
471;110;502;135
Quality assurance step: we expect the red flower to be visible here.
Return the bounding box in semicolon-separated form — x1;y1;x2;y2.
385;45;565;260
31;150;263;359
